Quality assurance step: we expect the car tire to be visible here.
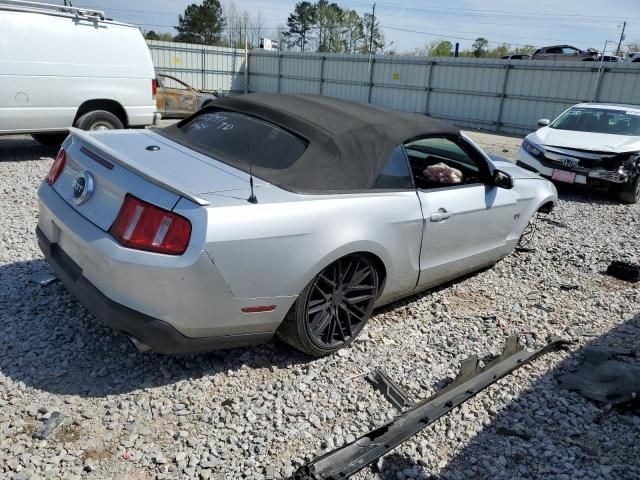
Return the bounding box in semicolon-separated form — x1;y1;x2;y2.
277;254;379;357
74;110;124;131
31;132;68;147
617;176;640;204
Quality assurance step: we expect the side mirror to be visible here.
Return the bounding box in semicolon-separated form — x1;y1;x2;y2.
493;170;514;189
537;118;550;127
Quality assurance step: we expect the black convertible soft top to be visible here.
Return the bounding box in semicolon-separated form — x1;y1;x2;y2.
160;93;460;193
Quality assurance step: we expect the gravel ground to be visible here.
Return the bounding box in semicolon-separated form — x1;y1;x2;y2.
1;131;638;480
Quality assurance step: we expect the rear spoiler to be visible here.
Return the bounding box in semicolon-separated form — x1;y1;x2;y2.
67;128;210;206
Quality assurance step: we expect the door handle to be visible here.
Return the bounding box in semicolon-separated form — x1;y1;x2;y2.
430;208;451;222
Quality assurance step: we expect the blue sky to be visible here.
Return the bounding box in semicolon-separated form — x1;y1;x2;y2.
76;0;639;53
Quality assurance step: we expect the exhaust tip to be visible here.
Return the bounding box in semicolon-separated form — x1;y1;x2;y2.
127;335;152;353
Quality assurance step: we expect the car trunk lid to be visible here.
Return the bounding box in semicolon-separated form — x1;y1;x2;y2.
51;128;251;231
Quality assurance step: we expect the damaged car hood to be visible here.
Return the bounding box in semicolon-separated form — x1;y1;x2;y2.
529;127;640;153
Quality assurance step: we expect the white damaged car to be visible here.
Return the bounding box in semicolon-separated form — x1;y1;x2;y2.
516;103;640;203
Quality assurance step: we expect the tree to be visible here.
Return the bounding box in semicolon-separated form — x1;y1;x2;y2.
488;43;510;58
284;1;317;52
426;40;453;57
472;37;489;58
361;12;384;54
513;44;536;55
626;41;640;53
144;31;174;42
341;9;365;54
174;0;225;46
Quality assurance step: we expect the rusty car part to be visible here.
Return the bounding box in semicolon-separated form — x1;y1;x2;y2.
365;369;413;410
292;335;571;480
606;261;640;283
156;73;219;119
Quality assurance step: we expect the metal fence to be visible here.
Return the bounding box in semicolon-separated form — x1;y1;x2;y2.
147;40;247;94
249;51;640;135
146;40;640;135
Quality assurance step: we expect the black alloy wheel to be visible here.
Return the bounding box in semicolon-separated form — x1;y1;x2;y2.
277;254;379;357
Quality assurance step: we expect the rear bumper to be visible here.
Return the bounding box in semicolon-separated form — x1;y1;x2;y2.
37;227;273;354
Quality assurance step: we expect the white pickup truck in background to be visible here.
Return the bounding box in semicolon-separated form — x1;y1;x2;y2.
0;0;159;145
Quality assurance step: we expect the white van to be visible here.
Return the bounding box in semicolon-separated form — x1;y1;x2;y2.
0;0;159;145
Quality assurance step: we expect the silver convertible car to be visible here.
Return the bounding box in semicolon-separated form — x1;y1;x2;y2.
37;94;557;356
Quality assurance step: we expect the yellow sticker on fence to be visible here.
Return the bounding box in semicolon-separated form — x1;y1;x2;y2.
173;56;181;65
391;73;400;81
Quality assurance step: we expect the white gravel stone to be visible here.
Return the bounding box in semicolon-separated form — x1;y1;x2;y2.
0;132;638;480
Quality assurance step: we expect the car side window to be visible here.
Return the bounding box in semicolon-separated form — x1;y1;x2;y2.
404;136;487;190
372;145;414;190
562;47;577;55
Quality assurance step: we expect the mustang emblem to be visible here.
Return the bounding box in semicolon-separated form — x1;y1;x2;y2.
72;171;94;205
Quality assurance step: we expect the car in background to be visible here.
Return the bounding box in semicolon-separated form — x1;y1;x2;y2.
0;1;159;146
531;45;598;61
627;52;640;63
36;93;557;357
156;73;219;119
516;103;640;203
501;54;531;60
598;55;621;62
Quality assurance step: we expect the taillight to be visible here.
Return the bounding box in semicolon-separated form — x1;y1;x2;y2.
152;79;157;98
46;149;66;185
110;194;191;255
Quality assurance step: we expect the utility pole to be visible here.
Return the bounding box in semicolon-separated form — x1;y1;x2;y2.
616;21;626;57
368;2;376;56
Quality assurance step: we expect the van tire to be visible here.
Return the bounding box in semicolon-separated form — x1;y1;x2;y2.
31;133;68;147
75;110;124;131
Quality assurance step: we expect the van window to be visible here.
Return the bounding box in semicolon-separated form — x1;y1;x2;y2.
177;111;308;169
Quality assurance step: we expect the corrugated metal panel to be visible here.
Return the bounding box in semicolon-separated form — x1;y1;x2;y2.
147;40;247;93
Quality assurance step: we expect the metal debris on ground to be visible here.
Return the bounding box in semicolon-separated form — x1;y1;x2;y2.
605;261;640;283
33;411;68;440
291;336;571;480
558;346;639;406
365;369;413;410
29;271;58;286
542;218;569;228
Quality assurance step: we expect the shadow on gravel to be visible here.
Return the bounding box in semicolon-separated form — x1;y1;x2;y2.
0;136;58;162
0;259;313;398
375;315;640;480
0;256;491;398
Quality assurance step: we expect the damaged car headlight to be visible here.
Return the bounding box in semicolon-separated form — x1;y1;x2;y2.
522;139;544;157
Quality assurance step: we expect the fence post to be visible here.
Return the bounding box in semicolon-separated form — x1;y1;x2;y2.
277;53;283;94
201;48;206;91
367;58;375;103
319;56;326;96
592;66;606;102
496;63;511;133
424;60;435;116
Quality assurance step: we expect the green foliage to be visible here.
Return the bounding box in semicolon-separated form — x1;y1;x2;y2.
175;0;225;46
283;1;317;52
472;37;489;58
145;31;174;42
284;1;382;54
427;40;453;57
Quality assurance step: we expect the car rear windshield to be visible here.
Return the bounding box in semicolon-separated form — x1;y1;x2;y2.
550;107;640;136
174;110;308;169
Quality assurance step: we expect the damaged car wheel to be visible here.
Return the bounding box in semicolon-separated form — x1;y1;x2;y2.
617;176;640;204
278;254;379;357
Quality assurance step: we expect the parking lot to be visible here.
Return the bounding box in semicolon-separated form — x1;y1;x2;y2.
1;132;638;480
